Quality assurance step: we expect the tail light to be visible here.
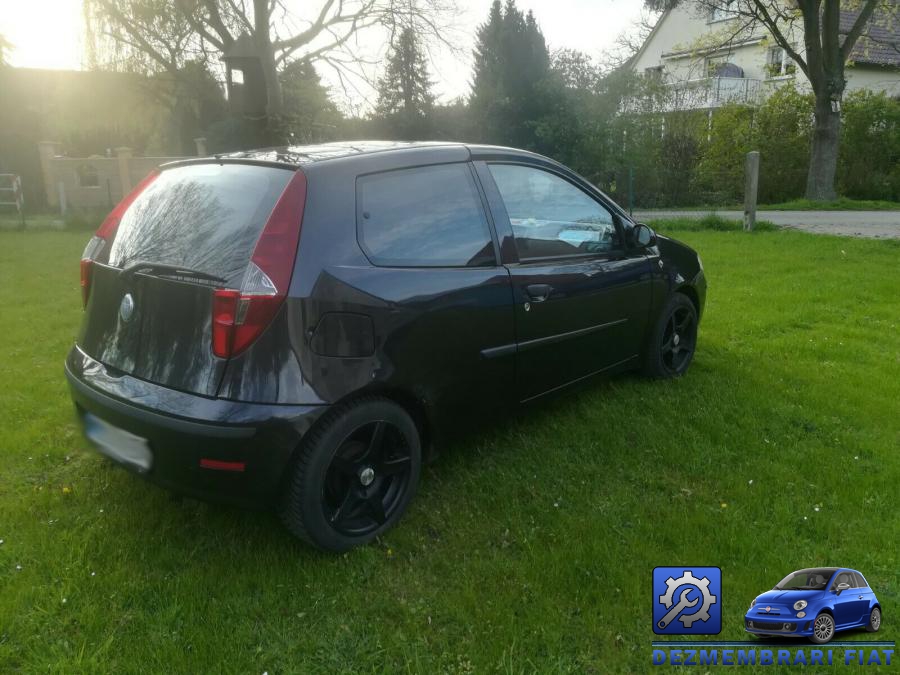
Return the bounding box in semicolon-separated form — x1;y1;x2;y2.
80;170;160;308
212;170;307;359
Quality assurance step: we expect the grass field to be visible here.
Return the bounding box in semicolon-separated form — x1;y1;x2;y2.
0;227;898;673
754;198;900;211
636;198;900;212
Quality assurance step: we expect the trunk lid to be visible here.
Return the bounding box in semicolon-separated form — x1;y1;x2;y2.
78;162;294;396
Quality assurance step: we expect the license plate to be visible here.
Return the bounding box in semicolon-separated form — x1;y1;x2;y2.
83;412;153;473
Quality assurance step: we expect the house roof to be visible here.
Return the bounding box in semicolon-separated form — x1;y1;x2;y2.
627;8;672;70
631;5;899;72
841;8;900;68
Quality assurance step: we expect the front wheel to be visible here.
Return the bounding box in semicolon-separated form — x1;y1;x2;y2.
280;397;422;552
642;293;698;379
866;607;881;633
809;612;836;644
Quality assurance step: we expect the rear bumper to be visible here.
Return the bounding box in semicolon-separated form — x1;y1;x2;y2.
65;346;327;508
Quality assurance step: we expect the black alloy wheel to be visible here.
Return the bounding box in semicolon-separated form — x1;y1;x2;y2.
323;420;413;536
661;304;697;375
643;293;698;378
280;397;422;552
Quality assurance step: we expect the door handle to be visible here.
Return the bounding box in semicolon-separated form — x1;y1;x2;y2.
525;284;553;302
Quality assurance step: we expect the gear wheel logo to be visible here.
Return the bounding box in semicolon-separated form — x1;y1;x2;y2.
652;567;722;635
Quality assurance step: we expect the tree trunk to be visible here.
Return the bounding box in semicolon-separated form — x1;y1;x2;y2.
805;94;841;201
259;48;283;118
252;0;285;144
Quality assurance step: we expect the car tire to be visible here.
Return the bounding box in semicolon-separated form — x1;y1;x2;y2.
809;612;835;644
866;607;881;633
642;293;698;379
280;396;422;552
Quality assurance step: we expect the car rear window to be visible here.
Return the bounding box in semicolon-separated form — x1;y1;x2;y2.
107;164;294;286
357;163;495;267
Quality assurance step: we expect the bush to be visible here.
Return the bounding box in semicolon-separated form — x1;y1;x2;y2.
692;85;812;205
754;85;813;202
839;90;900;201
692;104;754;204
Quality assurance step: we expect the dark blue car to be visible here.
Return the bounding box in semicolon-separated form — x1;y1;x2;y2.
745;567;882;644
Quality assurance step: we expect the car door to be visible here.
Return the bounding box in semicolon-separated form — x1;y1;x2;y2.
831;571;866;628
475;161;653;402
850;572;876;626
344;160;517;430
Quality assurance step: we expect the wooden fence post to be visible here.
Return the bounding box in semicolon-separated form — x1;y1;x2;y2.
743;150;760;232
116;147;134;194
37;141;59;207
57;181;67;215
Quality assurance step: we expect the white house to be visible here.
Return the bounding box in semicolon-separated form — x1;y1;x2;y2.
630;2;900;110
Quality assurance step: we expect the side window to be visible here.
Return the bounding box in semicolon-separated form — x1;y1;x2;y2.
833;572;852;589
488;164;620;260
358;163;494;267
852;572;868;588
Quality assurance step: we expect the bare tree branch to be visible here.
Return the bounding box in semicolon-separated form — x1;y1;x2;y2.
840;0;881;58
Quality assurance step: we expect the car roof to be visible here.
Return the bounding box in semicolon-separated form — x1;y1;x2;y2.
206;140;550;168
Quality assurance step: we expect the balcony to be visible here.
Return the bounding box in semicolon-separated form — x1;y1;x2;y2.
623;76;764;113
664;76;762;110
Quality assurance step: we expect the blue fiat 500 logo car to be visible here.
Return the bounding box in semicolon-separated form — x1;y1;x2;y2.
745;567;882;644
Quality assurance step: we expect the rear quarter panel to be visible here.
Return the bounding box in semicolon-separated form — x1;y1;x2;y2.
217;148;518;437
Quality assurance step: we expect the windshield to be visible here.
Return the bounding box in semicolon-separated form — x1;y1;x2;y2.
774;569;833;590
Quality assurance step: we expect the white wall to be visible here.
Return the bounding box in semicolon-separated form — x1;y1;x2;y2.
845;67;900;97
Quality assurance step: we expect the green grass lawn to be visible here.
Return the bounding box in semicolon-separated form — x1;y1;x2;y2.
637;198;900;212
0;228;898;673
755;197;900;211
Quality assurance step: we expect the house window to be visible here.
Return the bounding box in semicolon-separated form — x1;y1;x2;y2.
766;46;796;77
706;56;727;78
644;66;664;81
77;164;99;188
709;0;737;22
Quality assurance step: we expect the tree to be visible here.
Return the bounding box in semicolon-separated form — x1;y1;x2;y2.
641;0;898;200
85;0;457;140
375;26;434;139
529;50;600;171
470;0;551;148
281;61;341;144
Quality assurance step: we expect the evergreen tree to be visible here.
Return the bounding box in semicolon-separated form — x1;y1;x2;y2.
375;26;435;139
469;0;550;148
281;61;341;144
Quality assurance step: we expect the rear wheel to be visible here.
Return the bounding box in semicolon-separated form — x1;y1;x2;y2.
280;397;421;552
642;293;698;379
866;607;881;632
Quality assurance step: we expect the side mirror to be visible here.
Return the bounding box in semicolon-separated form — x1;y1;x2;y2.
633;223;657;248
835;583;850;595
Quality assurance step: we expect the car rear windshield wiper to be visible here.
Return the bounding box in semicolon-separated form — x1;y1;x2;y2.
121;261;225;284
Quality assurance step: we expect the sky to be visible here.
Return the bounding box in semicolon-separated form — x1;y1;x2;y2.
0;0;647;105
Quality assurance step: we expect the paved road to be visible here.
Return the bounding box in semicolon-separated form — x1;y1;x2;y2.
633;210;900;239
